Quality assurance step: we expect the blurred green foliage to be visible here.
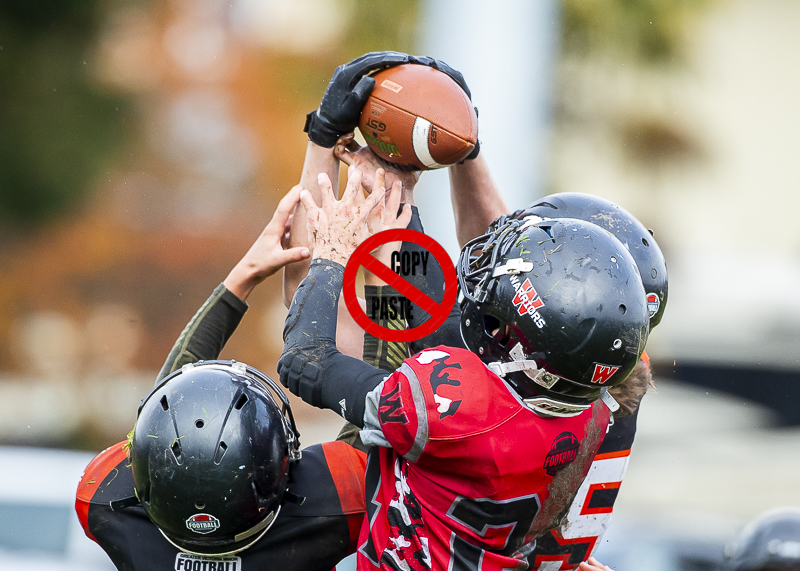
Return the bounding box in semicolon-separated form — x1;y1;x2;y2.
561;0;713;63
0;0;131;226
344;0;420;58
273;0;420;127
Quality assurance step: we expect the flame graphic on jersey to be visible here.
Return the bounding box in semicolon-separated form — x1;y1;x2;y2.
512;278;545;316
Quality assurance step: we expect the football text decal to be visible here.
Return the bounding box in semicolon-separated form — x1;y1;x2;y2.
543;432;580;476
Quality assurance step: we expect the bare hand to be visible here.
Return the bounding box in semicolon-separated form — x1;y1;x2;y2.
578;557;615;571
300;166;411;266
224;187;311;301
335;135;420;204
366;168;410;274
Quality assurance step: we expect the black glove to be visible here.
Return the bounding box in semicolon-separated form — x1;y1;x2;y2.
304;51;410;148
304;52;479;158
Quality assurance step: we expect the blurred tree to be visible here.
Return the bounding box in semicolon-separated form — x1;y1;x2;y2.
0;0;132;227
561;0;713;63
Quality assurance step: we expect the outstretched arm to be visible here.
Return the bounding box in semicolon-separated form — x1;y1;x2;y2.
282;142;340;309
279;169;411;425
449;154;508;247
283;51;420;308
157;189;309;384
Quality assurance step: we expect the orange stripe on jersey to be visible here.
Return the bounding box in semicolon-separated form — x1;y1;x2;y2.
321;441;367;516
641;350;650;366
580;481;622;516
593;449;631;461
75;440;129;542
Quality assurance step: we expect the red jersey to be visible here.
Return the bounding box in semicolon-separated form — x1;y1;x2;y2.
357;347;610;571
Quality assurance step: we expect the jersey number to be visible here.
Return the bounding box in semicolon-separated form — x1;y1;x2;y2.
447;494;541;570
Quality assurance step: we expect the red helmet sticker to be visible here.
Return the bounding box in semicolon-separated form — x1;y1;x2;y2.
186;513;221;534
510;276;546;329
646;293;660;318
590;364;620;385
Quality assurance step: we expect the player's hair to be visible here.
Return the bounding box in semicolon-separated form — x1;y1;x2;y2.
608;359;655;417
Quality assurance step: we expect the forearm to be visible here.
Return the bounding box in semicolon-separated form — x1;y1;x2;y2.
449;154;508;247
362;285;409;371
282;142;340;307
156;284;248;384
279;260;388;427
395;207;465;353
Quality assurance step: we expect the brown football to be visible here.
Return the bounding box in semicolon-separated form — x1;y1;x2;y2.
357;64;478;171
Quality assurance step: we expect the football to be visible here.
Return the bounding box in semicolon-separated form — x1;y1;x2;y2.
357;64;478;171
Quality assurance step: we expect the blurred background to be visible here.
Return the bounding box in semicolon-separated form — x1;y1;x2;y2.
1;0;799;569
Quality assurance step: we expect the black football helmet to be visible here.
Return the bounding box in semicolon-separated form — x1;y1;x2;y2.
458;217;649;417
724;508;800;571
129;361;301;556
495;192;668;329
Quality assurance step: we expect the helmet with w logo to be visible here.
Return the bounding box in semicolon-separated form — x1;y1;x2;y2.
504;192;668;329
458;216;649;417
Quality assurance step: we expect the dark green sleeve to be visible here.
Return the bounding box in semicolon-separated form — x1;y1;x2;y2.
155;284;249;384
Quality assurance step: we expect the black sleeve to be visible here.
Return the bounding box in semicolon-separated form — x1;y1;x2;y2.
402;206;466;354
279;259;389;428
155;284;248;384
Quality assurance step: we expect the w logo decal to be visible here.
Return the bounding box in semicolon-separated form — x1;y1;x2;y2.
512;278;545;316
590;364;620;384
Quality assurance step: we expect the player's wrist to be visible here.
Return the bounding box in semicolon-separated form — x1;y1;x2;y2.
222;265;259;302
312;247;350;267
304;111;342;148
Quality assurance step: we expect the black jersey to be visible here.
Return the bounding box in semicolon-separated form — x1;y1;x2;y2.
76;440;366;571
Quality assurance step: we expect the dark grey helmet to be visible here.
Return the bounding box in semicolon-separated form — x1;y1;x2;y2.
498;192;668;329
724;508;800;571
130;361;300;556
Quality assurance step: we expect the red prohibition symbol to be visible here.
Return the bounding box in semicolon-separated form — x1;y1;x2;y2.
342;229;457;343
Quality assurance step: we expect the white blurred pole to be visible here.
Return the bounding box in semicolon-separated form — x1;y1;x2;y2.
414;0;559;259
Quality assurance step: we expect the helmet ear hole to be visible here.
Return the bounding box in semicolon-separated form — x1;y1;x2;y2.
483;315;501;338
483;315;512;346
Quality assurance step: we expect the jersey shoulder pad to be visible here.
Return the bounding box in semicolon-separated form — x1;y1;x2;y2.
320;441;367;516
280;443;367;519
75;440;129;541
379;347;520;461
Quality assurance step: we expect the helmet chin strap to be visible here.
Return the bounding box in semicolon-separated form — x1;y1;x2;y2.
489;343;620;414
487;360;539;377
599;388;620;412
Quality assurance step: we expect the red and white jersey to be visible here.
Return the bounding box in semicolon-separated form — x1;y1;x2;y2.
357;347;610;571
